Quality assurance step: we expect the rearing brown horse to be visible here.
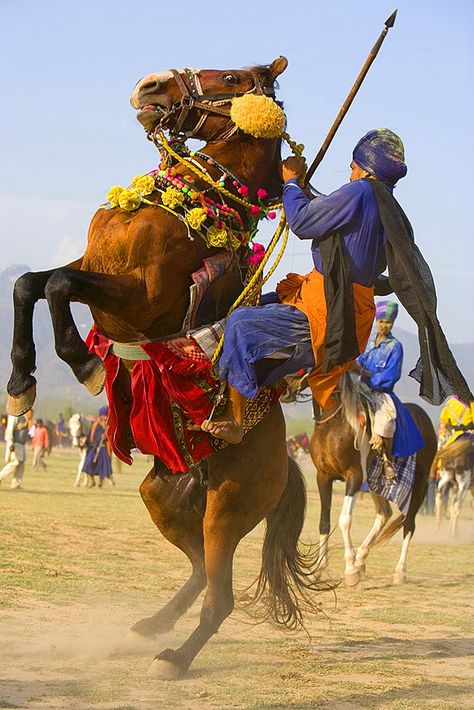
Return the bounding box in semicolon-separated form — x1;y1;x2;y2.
6;59;328;679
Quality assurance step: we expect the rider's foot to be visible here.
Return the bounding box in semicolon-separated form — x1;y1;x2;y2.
201;416;244;444
383;456;397;481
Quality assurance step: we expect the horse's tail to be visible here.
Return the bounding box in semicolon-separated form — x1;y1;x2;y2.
373;513;405;546
251;458;335;631
430;438;471;477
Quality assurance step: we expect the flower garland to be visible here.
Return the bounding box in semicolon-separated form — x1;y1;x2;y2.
103;130;304;263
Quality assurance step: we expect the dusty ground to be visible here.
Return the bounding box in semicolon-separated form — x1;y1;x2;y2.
0;445;473;709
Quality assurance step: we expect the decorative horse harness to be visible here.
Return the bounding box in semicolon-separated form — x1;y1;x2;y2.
153;67;276;140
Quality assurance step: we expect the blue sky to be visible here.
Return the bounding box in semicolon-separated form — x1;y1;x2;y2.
1;0;473;342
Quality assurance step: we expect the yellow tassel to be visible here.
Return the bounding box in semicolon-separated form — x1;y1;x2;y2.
230;95;286;138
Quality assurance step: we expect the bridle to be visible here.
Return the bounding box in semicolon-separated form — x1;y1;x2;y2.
153;67;276;140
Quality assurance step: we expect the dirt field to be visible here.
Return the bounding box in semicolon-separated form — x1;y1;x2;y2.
0;444;473;709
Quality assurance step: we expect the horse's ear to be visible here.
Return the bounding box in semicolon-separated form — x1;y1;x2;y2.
269;56;288;79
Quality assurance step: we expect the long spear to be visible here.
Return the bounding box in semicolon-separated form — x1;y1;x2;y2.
305;10;398;184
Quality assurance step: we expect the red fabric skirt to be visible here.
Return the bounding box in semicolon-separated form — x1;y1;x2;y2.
87;326;219;472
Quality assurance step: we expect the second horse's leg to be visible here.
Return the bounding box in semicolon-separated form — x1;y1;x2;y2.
339;466;363;587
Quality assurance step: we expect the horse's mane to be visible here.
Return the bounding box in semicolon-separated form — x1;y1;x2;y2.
340;372;374;434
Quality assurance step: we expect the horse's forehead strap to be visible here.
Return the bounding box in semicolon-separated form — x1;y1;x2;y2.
177;67;275;101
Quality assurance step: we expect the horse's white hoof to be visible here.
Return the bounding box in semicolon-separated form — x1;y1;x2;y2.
393;571;406;585
6;384;36;416
147;658;183;680
83;362;106;396
345;570;361;587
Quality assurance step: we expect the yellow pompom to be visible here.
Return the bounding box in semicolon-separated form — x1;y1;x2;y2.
131;174;156;195
118;188;141;212
230;95;286;138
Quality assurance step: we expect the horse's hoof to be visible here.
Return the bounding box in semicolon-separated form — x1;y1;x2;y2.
345;570;361;587
6;384;36;416
393;571;406;585
148;658;184;681
82;361;106;396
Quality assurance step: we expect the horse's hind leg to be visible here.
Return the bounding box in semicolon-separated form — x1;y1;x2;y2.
44;267;145;393
435;471;452;530
449;469;472;538
130;471;206;639
7;268;59;415
355;493;392;575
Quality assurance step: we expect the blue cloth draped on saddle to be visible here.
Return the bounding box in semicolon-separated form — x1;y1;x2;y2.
358;332;423;457
218;302;314;398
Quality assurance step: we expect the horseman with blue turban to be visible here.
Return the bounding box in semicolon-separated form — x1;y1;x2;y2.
355;300;423;478
202;128;472;445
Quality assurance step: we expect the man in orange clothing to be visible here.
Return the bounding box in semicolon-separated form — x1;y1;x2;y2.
202;128;472;444
202;130;403;443
31;418;49;471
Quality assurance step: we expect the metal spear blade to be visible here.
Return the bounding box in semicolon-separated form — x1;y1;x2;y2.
385;9;398;28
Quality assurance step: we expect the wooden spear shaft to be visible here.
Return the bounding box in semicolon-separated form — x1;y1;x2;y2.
305;9;398;184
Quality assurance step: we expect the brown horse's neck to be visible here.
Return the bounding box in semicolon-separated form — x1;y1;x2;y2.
201;134;283;201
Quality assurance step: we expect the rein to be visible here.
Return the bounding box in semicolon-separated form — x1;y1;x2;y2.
315;403;342;425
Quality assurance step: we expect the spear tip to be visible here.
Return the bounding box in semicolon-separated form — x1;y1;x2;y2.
385;9;398;28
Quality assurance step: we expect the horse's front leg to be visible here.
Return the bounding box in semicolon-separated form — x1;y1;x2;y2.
339;466;363;587
315;471;332;576
7;267;69;415
355;493;392;575
44;267;145;393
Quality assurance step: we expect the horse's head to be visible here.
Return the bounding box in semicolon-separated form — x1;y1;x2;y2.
130;57;288;141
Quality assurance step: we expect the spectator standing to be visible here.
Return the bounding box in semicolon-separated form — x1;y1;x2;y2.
31;419;49;471
0;414;28;488
82;407;115;488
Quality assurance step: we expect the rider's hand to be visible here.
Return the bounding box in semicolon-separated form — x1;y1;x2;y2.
281;156;307;183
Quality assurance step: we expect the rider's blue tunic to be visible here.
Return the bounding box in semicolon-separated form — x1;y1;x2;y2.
358;333;424;457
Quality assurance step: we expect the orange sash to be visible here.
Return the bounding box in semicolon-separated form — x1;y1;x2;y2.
276;269;375;408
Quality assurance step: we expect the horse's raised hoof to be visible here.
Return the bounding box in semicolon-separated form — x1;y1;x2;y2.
345;570;361;587
147;649;186;680
6;383;36;416
82;360;106;396
393;571;406;585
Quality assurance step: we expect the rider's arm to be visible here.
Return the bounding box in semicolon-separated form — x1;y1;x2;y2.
370;341;403;391
282;180;364;241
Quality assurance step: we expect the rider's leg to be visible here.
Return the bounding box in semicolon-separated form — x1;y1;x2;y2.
370;392;397;479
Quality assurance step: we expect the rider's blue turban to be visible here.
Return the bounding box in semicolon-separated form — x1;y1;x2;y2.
99;406;109;416
353;129;407;186
376;300;398;322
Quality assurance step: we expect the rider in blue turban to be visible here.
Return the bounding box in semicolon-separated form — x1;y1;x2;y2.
352;129;407;187
376;300;399;322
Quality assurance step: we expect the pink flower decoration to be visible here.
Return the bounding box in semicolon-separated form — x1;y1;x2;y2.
257;188;268;199
267;211;277;220
239;185;249;197
250;205;261;216
247;242;265;265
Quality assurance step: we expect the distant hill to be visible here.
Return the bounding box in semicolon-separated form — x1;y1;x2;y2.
1;264;473;423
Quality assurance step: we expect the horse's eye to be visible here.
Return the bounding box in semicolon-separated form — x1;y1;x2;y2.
223;73;239;85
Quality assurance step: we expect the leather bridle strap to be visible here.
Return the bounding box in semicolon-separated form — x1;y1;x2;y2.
168;67;275;138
